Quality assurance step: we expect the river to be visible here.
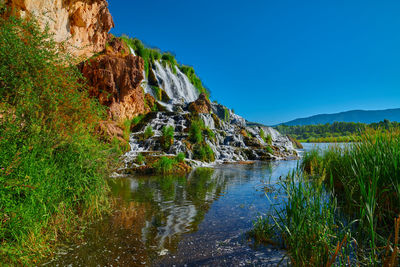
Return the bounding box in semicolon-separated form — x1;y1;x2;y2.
45;143;334;266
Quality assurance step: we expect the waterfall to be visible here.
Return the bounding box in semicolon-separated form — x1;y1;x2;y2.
153;61;199;104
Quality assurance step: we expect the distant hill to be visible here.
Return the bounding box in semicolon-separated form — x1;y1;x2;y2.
279;108;400;126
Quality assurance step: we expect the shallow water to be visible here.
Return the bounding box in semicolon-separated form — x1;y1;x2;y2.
45;144;328;266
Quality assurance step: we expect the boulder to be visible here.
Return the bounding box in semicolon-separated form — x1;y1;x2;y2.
188;93;211;114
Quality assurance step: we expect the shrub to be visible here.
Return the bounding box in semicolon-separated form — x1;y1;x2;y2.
265;134;272;145
189;119;204;144
193;143;215;162
175;152;185;163
153;156;175;174
161;125;174;151
144;126;154;139
266;146;274;154
136;153;145;165
0;12;111;264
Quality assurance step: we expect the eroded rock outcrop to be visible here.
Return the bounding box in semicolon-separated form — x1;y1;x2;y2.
80;38;150;121
5;0;114;58
188;93;211;114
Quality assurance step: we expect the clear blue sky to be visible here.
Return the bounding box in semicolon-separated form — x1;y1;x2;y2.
108;0;400;125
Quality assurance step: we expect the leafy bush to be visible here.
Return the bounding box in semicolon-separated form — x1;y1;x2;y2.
144;126;154;139
161;125;174;151
0;13;111;264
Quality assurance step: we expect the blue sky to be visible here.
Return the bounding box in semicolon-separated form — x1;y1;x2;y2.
108;0;400;125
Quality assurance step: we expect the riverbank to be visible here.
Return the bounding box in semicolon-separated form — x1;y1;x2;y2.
252;131;400;266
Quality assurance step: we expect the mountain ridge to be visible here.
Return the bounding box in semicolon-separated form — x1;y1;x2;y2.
279;108;400;126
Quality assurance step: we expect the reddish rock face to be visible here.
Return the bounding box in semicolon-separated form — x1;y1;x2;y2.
188;93;211;114
80;39;148;121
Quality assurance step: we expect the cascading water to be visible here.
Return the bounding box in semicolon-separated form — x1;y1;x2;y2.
152;61;199;104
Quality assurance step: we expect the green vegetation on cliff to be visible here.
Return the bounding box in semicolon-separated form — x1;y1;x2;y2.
120;35;210;97
0;13;115;264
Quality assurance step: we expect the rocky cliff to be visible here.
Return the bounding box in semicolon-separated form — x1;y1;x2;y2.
80;37;155;121
5;0;114;59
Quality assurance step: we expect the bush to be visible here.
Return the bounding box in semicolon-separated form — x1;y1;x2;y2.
175;152;185;163
144;126;154;139
0;13;111;264
153;156;175;174
161;125;174;151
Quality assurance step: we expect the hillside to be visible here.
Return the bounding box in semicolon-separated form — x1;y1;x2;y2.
280;108;400;126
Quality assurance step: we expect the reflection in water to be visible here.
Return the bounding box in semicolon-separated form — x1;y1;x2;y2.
46;160;302;266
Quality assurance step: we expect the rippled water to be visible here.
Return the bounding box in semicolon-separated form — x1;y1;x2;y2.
45;144;335;266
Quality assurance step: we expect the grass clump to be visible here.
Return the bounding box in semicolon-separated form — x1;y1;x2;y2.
0;12;112;264
160;125;174;151
189;119;205;144
153;156;175;174
175;152;185;163
136;153;145;165
193;143;215;162
188;118;215;162
144;126;154;139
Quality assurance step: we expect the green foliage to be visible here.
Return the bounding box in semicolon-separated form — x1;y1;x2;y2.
193;143;215;162
132;114;145;126
0;13;111;264
299;130;400;264
266;146;274;154
161;125;174;151
144;126;154;139
161;52;178;74
204;127;215;140
153;156;175;174
259;128;266;142
136;153;145;165
179;65;210;97
265;134;272;145
223;107;230;122
121;35;211;97
273;121;400;142
175;152;185;163
189;119;205;144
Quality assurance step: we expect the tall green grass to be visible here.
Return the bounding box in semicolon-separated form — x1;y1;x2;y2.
252;130;399;266
0;12;113;264
301;130;400;265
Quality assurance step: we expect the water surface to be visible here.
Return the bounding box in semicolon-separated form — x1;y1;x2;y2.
46;144;328;266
